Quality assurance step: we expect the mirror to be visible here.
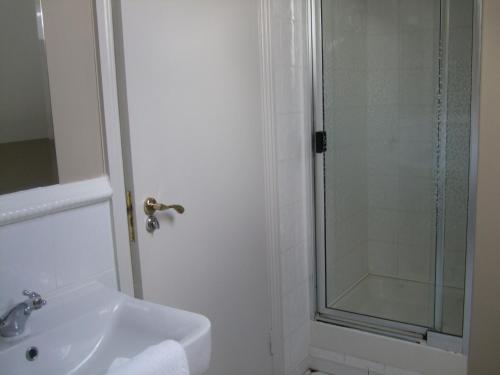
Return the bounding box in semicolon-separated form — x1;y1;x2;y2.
0;0;58;194
0;0;106;196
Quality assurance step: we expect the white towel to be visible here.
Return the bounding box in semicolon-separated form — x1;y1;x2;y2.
106;340;189;375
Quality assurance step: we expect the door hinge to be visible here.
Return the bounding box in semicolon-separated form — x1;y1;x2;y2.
126;191;136;243
315;131;327;154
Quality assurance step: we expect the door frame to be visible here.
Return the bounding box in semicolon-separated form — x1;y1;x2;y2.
94;0;134;296
310;0;483;353
259;0;286;373
94;0;285;372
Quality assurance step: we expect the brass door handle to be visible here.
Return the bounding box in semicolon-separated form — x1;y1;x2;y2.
144;197;185;215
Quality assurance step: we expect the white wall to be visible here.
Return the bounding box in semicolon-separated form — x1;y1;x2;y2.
0;0;52;143
468;1;500;372
0;178;117;313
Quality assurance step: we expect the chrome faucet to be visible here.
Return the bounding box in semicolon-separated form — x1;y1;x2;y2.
0;290;46;337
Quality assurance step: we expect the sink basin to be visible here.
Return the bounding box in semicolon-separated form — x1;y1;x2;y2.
0;282;211;375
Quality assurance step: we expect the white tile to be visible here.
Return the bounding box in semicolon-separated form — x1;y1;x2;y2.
400;0;438;32
272;17;305;68
368;241;398;276
398;178;435;214
326;69;367;110
281;242;308;295
278;157;306;207
274;66;304;114
327;33;367;71
399;141;434;179
400;31;437;69
97;268;118;289
0;216;56;311
283;282;310;335
399;68;436;106
367;140;398;177
330;105;367;149
53;202;115;288
329;244;368;302
328;0;367;37
367;69;399;106
310;347;346;364
443;250;466;288
368;174;399;209
271;0;304;21
281;248;296;295
279;200;307;252
367;35;399;69
345;355;385;373
367;0;399;35
366;105;399;142
396;212;435;247
385;366;422;375
331;211;367;261
311;356;369;375
277;113;305;161
368;208;398;243
285;322;310;371
399;106;435;143
397;244;431;282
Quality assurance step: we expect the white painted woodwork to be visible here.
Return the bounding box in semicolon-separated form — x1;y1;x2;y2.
113;1;273;374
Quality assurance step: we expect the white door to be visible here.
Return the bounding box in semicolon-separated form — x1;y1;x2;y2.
113;1;273;375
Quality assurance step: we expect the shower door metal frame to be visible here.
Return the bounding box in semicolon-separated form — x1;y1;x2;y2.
310;0;482;352
433;0;450;333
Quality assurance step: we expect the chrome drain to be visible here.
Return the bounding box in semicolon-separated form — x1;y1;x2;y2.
26;346;38;361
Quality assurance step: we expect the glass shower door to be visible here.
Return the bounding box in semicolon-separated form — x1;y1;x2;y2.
314;0;474;340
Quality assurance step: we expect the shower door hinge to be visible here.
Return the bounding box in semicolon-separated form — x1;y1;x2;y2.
315;131;327;153
126;191;136;243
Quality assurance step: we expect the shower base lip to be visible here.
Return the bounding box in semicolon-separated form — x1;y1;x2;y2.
323;274;464;339
327;272;369;307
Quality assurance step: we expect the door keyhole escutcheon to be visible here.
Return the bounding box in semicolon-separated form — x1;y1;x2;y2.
145;215;160;233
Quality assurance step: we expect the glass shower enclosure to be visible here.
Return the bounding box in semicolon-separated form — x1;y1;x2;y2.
313;0;477;345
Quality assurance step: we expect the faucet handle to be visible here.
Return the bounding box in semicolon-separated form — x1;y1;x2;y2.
22;290;46;310
23;290;40;298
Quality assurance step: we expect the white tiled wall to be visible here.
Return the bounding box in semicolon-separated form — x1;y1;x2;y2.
322;0;369;305
320;0;442;295
0;200;117;312
365;0;440;284
271;0;312;373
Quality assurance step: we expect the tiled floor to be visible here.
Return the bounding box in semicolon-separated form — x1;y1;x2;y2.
330;274;464;336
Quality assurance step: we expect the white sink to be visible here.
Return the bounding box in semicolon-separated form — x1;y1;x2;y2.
0;283;211;375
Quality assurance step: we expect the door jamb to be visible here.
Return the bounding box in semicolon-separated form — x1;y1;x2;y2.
259;0;285;373
94;0;134;296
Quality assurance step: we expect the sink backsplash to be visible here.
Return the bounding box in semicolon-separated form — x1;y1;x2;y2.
0;185;117;312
